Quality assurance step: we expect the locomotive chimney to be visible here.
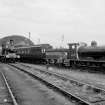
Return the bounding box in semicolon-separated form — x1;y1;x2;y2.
10;40;14;46
91;41;97;47
9;40;14;49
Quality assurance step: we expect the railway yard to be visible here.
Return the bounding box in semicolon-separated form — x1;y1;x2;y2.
0;62;104;105
1;37;105;105
1;0;105;104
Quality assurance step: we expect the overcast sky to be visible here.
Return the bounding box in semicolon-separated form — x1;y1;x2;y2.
0;0;105;47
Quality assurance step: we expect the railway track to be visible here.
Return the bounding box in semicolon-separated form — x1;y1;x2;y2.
0;70;18;105
9;63;105;105
17;63;105;90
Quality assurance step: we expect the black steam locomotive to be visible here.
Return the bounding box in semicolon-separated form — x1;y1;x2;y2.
1;40;20;63
65;41;105;69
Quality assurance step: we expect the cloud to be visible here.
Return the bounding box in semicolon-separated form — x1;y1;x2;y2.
0;0;105;47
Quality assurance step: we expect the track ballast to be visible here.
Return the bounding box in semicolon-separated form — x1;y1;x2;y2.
9;63;105;105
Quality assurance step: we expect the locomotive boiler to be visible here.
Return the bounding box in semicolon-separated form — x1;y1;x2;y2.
78;46;105;60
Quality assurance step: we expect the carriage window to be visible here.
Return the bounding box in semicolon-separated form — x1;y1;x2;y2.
42;49;45;53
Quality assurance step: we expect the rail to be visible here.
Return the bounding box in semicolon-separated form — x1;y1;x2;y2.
1;71;18;105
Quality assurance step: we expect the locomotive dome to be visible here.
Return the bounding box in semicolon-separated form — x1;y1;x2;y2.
0;35;34;47
91;40;97;47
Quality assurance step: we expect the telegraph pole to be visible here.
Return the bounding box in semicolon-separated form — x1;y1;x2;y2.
28;32;31;45
29;32;31;40
61;34;64;44
37;38;40;44
61;34;64;48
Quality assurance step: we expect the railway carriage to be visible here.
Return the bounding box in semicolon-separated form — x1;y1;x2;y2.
15;45;46;63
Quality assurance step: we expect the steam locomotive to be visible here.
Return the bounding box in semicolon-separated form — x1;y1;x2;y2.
14;41;105;69
0;40;20;63
65;41;105;69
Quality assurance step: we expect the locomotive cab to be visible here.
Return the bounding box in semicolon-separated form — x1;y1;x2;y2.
63;43;79;67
